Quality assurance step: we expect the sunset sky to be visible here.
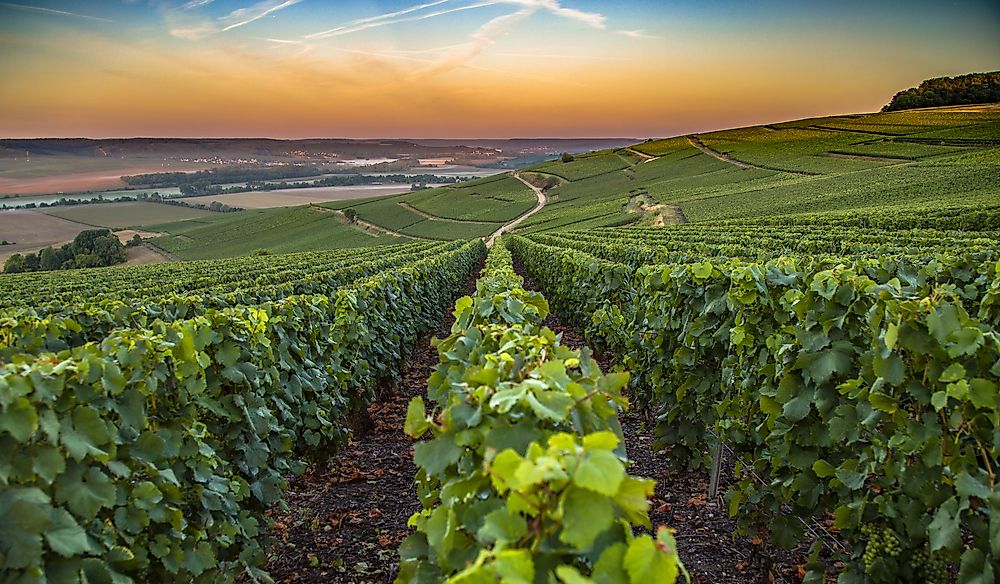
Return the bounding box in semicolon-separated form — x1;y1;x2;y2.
0;0;998;138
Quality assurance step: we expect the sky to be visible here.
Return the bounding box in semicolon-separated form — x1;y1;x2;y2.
0;0;998;138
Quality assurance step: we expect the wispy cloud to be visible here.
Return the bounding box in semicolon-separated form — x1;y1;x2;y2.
618;29;658;40
0;1;112;23
304;0;606;40
419;7;535;75
169;0;300;39
219;0;300;32
182;0;214;9
305;2;494;40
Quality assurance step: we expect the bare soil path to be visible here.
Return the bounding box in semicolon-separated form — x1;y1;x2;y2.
310;204;430;241
397;202;496;225
686;136;756;170
686;136;817;177
485;172;546;246
624;147;659;163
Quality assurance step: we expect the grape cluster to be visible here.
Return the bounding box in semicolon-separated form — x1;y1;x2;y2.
910;546;950;584
860;524;901;572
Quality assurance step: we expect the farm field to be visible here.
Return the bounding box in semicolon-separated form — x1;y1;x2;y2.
174;184;414;209
74;105;1000;260
0;209;91;261
42;201;211;228
0;156;213;195
150;205;402;259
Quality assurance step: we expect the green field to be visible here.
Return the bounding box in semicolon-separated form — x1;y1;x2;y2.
149;205;401;259
43;201;211;228
78;105;1000;259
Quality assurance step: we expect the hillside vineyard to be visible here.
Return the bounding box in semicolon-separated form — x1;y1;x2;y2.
0;105;998;583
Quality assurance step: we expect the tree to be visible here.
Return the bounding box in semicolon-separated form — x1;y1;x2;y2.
23;253;39;271
561;152;575;163
344;208;358;223
39;246;60;270
72;253;102;268
3;254;26;273
883;71;1000;111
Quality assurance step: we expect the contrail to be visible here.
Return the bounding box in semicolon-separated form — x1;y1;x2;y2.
0;1;113;23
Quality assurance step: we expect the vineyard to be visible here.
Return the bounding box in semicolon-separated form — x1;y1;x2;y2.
0;105;999;584
505;217;1000;583
0;240;484;581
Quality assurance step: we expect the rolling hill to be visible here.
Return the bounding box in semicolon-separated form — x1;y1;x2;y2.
141;103;1000;258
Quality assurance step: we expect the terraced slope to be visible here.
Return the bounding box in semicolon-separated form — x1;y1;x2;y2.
516;104;1000;232
142;104;999;258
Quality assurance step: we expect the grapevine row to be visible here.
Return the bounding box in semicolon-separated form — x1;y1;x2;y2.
398;241;686;583
0;240;484;582
508;234;999;583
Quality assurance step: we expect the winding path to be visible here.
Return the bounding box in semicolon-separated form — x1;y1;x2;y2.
686;135;755;170
624;147;659;163
485;172;546;247
398;202;496;225
686;135;817;176
310;204;430;240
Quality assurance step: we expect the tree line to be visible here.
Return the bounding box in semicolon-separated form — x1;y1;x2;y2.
122;165;322;188
4;229;127;273
883;71;1000;111
175;173;462;197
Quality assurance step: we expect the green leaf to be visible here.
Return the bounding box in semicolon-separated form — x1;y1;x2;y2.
489;449;523;492
592;542;629;582
574;450;624;496
413;437;463;476
477;508;527;544
931;391;948;411
44;508;91;557
61;407;111;461
623;533;680;584
691;262;713;279
883;323;898;351
928;497;961;552
534;360;573;392
947;327;983;358
560;487;613;550
215;341;241;367
582;431;620;451
782;393;812;422
834;467;866;490
33;445;66;484
525;390;574;422
955;471;990;500
613;476;654;527
404;397;431;438
939;363;966;383
0;487;52;569
969;378;998;409
57;467;116;520
873;354;904;386
0;398;38;442
493;549;533;584
132;481;163;511
957;548;994;584
812;459;835;478
799;346;852;384
868;392;897;413
556;565;595;584
182;541;217;575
